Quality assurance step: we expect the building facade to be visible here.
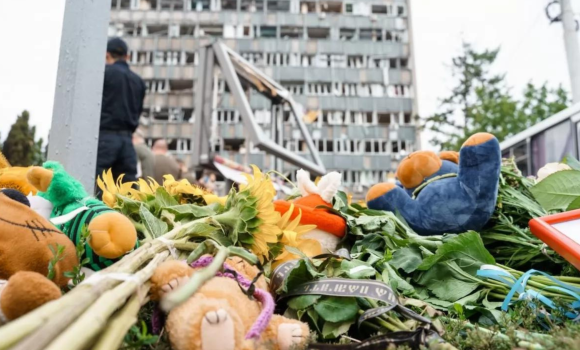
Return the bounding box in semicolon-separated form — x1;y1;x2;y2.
109;0;418;196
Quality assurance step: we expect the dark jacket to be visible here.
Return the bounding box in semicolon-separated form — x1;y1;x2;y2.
100;61;146;132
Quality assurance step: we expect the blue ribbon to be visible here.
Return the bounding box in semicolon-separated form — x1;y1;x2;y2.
476;268;580;321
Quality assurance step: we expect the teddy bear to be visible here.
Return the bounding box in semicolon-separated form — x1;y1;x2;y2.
0;152;37;196
366;133;501;236
150;255;310;350
26;161;137;271
395;150;460;196
0;189;77;323
273;170;346;253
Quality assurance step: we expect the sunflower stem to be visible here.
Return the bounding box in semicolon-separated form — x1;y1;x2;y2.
213;209;241;230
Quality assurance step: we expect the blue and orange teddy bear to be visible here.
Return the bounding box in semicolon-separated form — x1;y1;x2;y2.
367;132;502;236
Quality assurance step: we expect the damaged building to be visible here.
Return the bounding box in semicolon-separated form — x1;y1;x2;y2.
109;0;419;196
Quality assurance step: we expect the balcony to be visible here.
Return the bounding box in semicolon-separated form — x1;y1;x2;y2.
110;9;407;31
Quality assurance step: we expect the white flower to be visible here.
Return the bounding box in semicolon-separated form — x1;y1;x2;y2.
537;163;571;182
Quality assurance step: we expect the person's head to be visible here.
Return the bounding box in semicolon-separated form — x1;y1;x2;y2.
152;139;168;155
132;129;145;145
106;37;129;64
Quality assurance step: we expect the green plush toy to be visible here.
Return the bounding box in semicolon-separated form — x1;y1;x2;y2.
27;161;137;271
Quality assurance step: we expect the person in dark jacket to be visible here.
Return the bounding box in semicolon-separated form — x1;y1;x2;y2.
96;37;146;188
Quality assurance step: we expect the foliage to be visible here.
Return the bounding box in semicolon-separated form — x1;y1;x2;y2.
425;43;569;150
47;244;66;282
120;321;159;350
63;225;92;287
1;111;44;166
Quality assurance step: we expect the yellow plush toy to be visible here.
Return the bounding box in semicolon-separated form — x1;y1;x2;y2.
150;256;310;350
0;152;37;195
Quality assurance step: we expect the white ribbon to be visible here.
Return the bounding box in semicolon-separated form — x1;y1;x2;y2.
158;237;179;259
50;206;90;226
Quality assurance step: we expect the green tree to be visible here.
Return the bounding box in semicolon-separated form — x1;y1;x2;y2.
1;111;45;166
425;43;569;150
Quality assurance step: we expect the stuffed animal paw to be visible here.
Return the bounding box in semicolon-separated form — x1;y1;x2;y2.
150;257;309;350
367;133;501;235
27;162;137;271
0;271;62;323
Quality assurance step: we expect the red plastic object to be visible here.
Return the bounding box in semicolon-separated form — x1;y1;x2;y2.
529;209;580;270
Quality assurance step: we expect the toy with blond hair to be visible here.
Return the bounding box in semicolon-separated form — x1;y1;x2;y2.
150;256;309;350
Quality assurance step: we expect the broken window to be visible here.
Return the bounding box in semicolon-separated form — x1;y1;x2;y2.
339;28;355;40
199;25;223;37
371;5;387;14
404;113;412;124
179;25;196;36
344;3;353;13
377;113;391;125
281;26;304;39
160;0;184;10
194;0;211;11
307;27;330;40
389;58;398;69
221;0;237;10
397;5;405;16
260;26;277;38
266;0;290;12
400;58;408;68
299;1;316;13
359;28;383;41
320;1;342;13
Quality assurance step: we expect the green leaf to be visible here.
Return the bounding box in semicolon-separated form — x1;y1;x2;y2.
307;308;321;332
321;319;354;339
240;207;258;221
530;170;580;211
288;295;321;310
563;154;580;170
155;187;179;207
415;262;480;302
381;263;415;294
139;205;168;238
390;247;423;273
164;204;216;218
418;231;494;275
566;197;580;211
314;297;359;323
281;259;317;293
340;259;376;279
452;290;482;307
116;195;144;215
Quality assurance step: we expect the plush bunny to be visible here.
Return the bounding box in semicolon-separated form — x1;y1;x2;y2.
367;133;501;236
273;170;347;252
150;256;310;350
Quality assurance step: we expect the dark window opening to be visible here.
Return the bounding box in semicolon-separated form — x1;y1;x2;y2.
392;141;399;153
307;27;330;40
345;3;352;13
389;58;398;69
281;26;303;39
200;25;223;37
400;58;408;68
180;25;196;36
260;26;278;38
326;140;334;152
397;5;405;16
377;113;390;125
386;31;393;41
221;0;237;10
266;0;290;12
404;113;412;124
321;1;342;13
339;28;355;40
372;5;387;14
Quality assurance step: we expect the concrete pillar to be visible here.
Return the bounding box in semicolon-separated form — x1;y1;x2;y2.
49;0;111;193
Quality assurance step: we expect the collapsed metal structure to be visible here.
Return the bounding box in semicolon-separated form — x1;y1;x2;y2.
192;42;326;177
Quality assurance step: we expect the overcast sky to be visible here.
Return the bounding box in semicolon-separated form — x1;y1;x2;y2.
0;0;578;150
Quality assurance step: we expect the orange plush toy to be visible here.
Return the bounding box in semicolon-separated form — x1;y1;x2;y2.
274;170;347;253
0;189;78;323
150;256;310;350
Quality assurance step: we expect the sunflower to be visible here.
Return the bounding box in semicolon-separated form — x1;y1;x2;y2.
161;175;226;206
96;169;134;207
214;165;281;262
273;204;321;269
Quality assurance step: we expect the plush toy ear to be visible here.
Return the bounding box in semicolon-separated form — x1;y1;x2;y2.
396;151;442;189
439;151;459;164
27;167;54;192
